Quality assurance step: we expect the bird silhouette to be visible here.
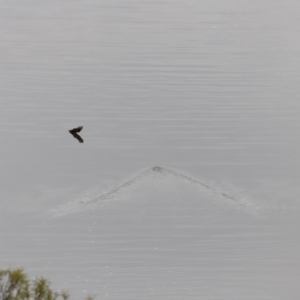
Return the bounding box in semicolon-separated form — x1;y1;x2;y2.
69;126;84;143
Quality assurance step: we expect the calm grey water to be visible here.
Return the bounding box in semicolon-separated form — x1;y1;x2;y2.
1;0;300;299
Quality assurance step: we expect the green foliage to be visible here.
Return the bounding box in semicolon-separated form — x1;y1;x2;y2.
0;269;29;300
0;269;93;300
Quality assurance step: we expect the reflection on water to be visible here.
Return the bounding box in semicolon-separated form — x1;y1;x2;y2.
1;0;300;299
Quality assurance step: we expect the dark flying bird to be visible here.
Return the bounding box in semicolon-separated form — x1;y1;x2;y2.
69;126;84;143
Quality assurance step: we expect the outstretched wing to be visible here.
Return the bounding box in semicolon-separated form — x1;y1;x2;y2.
69;126;83;133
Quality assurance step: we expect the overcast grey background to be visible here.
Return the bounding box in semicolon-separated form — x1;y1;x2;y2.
1;0;300;299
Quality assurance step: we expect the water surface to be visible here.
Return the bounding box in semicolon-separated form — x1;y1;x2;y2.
1;0;300;299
